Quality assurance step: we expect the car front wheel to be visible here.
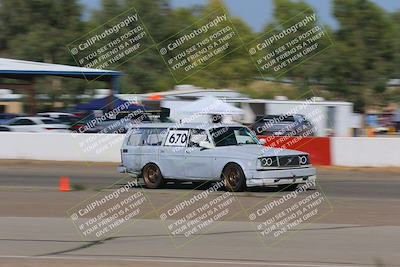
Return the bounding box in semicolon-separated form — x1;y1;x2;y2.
142;163;164;189
222;163;246;192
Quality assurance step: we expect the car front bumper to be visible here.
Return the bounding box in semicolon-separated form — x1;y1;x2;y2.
246;167;316;187
117;165;128;173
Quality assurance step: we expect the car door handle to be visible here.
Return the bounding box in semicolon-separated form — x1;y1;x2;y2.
185;150;191;154
160;149;165;153
122;149;128;153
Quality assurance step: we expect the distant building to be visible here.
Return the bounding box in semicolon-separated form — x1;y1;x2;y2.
0;89;23;114
387;79;400;88
155;86;359;137
227;98;360;137
107;85;360;137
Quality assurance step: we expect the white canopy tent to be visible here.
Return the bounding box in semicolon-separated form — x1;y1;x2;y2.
169;95;244;123
177;95;244;115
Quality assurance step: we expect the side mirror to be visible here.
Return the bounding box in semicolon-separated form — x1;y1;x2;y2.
199;141;213;149
259;138;266;145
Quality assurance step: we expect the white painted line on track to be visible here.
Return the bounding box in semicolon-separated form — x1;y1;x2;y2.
0;255;370;267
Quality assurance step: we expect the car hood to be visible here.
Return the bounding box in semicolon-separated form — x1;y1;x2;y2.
218;144;307;158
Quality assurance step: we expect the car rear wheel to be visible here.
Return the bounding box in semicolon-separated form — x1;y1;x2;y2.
143;163;164;189
222;163;246;192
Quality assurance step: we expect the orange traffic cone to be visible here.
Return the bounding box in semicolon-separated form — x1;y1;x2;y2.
59;176;71;192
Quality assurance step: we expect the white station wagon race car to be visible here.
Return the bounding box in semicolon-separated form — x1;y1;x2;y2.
118;123;316;192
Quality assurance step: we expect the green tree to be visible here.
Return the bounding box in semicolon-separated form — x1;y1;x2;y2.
261;0;328;88
184;0;257;88
0;0;86;110
0;0;83;64
321;0;398;109
330;0;395;89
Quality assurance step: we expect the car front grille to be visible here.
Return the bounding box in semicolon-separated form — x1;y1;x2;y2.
278;155;309;167
278;156;300;167
260;155;310;168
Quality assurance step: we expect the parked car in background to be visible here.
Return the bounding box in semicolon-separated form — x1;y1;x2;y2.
68;111;112;133
5;117;70;133
252;114;314;136
0;113;19;124
71;111;160;134
96;113;153;134
37;112;80;126
118;123;316;192
0;125;12;131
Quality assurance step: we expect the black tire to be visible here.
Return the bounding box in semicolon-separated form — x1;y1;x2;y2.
222;163;246;192
142;163;164;189
278;184;298;191
192;181;204;187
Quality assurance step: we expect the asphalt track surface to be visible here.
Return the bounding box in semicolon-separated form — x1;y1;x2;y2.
0;160;399;267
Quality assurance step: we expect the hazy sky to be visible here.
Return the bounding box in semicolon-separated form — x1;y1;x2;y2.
81;0;400;32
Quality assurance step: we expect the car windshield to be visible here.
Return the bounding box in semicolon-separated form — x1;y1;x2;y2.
210;127;260;147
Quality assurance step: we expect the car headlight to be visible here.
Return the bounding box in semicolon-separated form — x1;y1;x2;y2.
259;156;279;167
298;155;310;165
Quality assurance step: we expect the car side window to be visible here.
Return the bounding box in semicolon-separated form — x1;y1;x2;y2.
42;119;60;124
10;119;35;126
155;128;167;146
142;129;161;146
59;115;70;123
127;128;143;146
188;129;209;147
235;129;254;144
9;119;21;126
127;128;167;147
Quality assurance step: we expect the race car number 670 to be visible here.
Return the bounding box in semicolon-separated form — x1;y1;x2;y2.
165;130;189;146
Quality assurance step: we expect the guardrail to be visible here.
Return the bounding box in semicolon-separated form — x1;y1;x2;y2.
331;137;400;167
0;133;399;167
0;132;123;162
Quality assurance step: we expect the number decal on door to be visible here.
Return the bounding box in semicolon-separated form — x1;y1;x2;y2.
165;130;189;147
